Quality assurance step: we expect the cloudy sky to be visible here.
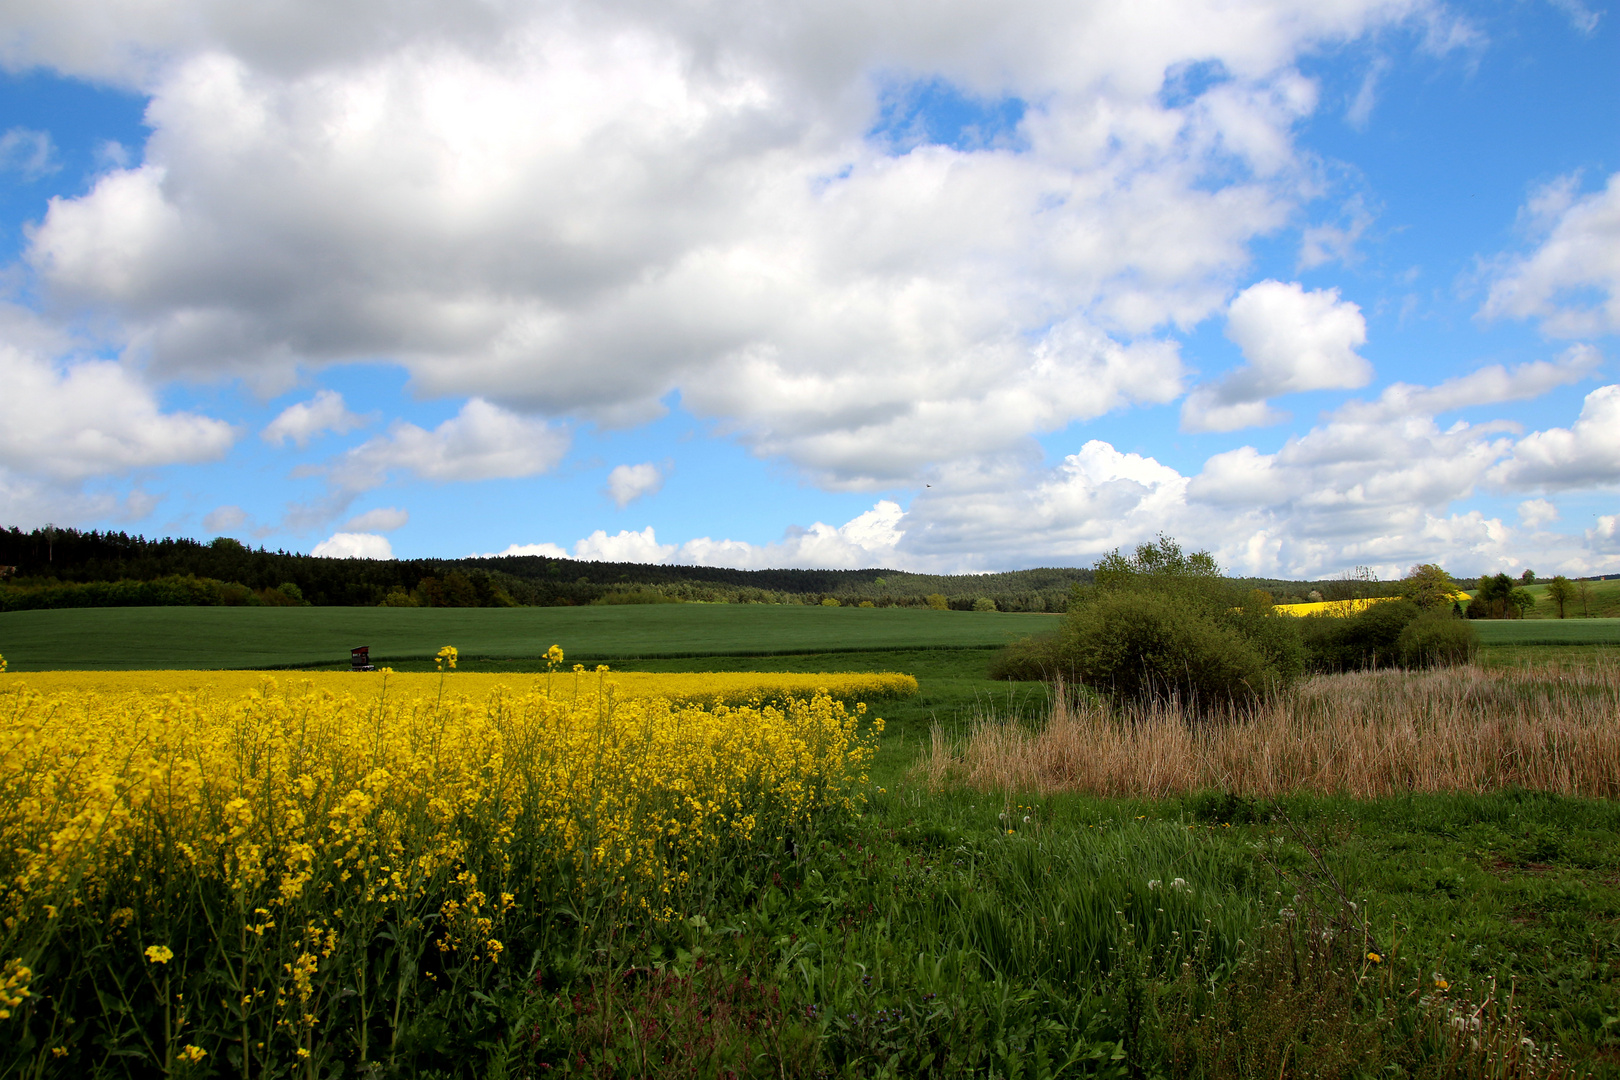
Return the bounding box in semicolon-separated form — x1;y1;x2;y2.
1;0;1616;577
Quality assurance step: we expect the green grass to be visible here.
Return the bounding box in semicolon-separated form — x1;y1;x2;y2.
1473;617;1620;646
0;604;1062;671
1520;577;1620;619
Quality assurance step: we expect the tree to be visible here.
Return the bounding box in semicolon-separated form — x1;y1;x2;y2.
1468;573;1517;619
1401;563;1456;610
1508;587;1534;619
1545;575;1575;619
1520;569;1536;584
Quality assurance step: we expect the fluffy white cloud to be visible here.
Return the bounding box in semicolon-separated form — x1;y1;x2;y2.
572;526;677;564
1517;498;1558;528
0;305;235;482
1488;384;1620;490
262;389;367;447
342;506;408;532
482;541;570;559
15;0;1445;485
311;531;393;558
1483;172;1620;337
325;399;568;493
481;500;907;569
1590;515;1620;552
605;463;664;508
1181;280;1371;432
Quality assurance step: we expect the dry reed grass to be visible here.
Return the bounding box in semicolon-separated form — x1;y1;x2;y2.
921;661;1620;798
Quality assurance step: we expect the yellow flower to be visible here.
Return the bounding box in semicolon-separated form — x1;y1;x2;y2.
435;645;458;670
144;946;174;965
178;1045;207;1064
1366;951;1382;964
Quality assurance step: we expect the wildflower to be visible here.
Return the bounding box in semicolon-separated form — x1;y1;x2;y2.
145;946;174;965
1148;879;1162;890
435;645;458;670
1367;951;1382;964
178;1045;207;1065
1432;972;1449;991
1170;878;1188;890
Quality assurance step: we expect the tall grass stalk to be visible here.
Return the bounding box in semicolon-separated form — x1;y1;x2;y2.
922;662;1620;797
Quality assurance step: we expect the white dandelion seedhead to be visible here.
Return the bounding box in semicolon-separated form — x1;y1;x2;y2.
1147;879;1162;890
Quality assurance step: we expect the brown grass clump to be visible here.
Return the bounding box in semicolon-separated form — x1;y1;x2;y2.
922;662;1620;798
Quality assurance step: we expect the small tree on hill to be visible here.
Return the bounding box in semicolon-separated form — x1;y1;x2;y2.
1545;575;1575;619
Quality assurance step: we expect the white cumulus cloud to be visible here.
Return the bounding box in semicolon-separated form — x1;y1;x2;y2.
1182;280;1371;433
1483;172;1620;337
1488;384;1620;490
311;531;393;559
326;398;569;493
13;0;1446;486
262;389;368;447
605;463;664;508
1517;498;1558;528
0;305;234;482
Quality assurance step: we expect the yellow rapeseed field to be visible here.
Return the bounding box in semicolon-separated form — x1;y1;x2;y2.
12;667;918;708
0;651;895;1072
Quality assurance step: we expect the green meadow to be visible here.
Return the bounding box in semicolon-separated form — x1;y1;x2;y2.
0;603;1062;671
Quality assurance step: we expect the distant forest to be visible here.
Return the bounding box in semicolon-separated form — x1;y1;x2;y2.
0;525;1430;612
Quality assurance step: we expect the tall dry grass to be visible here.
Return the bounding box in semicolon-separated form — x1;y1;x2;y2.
921;662;1620;797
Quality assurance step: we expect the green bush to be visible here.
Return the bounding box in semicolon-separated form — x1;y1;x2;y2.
972;596;997;612
1043;536;1305;715
1397;611;1478;667
987;632;1071;681
1298;599;1423;671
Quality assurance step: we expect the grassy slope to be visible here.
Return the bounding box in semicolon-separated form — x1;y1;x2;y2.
1473;617;1620;645
1519;577;1620;619
0;604;1062;671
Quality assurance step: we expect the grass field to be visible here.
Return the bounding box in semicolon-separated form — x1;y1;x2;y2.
0;603;1062;671
1473;616;1620;646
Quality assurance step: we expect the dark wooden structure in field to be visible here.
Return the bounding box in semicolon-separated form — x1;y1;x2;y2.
350;646;374;671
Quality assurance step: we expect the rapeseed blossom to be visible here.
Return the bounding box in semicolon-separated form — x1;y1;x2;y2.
0;660;887;1070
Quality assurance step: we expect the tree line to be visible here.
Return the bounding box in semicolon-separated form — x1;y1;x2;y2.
0;526;1085;611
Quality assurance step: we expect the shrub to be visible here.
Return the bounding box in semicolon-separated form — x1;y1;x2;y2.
1298;599;1422;671
988;633;1071;681
820;596;841;607
972;597;997;612
1397;611;1478;667
924;593;948;610
1050;536;1305;715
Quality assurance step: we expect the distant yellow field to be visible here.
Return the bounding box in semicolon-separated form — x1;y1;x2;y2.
1274;593;1470;617
6;667;919;706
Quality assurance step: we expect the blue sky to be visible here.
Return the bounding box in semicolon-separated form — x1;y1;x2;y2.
0;0;1616;578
